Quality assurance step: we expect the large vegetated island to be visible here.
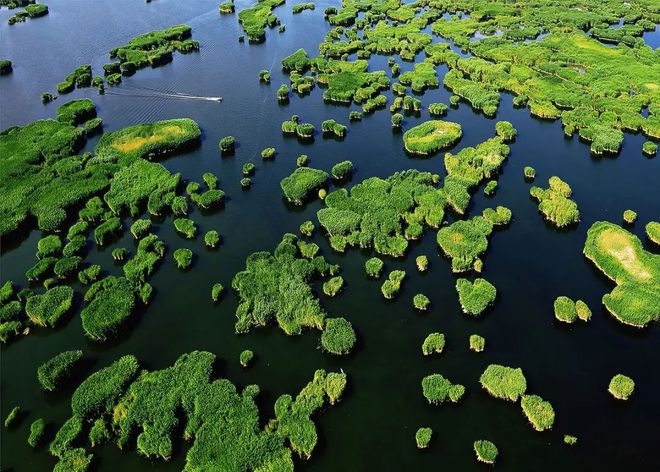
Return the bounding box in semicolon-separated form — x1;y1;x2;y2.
48;351;347;470
583;221;660;328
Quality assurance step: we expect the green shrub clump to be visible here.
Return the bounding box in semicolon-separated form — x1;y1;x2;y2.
323;276;344;297
321;317;356;355
258;69;270;83
474;440;498;464
495;121;517;141
564;435;578;446
456;278;496;316
365;257;384;278
416;255;428;272
219;135;235;152
391;113;403;128
26;286;74;327
484;180;497;196
608;374;635;400
530;176;579;227
173;248;193;269
211;283;224;302
80;276;136;341
642;141;657;156
469;334;485;352
4;406;21;428
646;221;660;246
174;218;196;239
480;364;527;402
403;120;462;156
521;394;555;431
37;350;83;391
0;59;12;75
623;209;637;224
381;270;405;299
421;333;445;356
280;167;328;204
204;230;220;248
56;99;96;126
437;215;496;272
421;374;465;405
299;220;314;237
28;418;46;448
415;427;432;449
349;111;362;121
429;103;447;116
322;119;347;138
331;160;353;180
413;294;430;311
130;219;151;239
239;349;254;367
524;166;536;180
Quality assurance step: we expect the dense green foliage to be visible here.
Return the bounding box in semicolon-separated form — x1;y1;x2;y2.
421;374;465;405
323;276;344;297
521;395;555;431
421;332;444;356
4;406;21;428
469;334;485;352
239;349;254;367
415;427;432;449
381;269;405;299
647;221;660;246
331;160;353;180
232;233;340;338
318;170;447;256
53;351;345;468
608;374;635;400
28;418;46;448
413;293;430;311
280;167;328;204
173;248;193;269
365;257;384;278
437;214;496;272
583;222;659;328
474;440;498;464
480;364;527;402
95;118;200;161
403;120;462;155
37;350;83;391
238;0;284;42
623;209;637;224
25;286;73;327
321;317;356;354
456;278;497;316
530;176;580;227
80;276;136;341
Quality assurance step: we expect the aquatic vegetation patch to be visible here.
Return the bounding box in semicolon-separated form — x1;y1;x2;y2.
608;374;634;400
480;364;527;402
37;350;83;391
239;349;254;367
421;374;465;405
444;137;509;190
53;351;345;468
95;118;200;161
437;215;496;272
413;293;430;311
381;270;405;299
28;418;46;448
530;176;580;228
469;334;485;352
403;120;462;156
238;0;285;42
365;257;384;278
318;170;446;256
456;278;496;316
323;276;344;297
173;248;193;269
4;406;21;428
416;427;432;449
280;167;329;205
623;209;637;225
583;221;660;328
422;333;445;356
474;440;498;464
321;317;356;354
521;395;555;431
232;233;341;338
646;221;660;246
80;276;136;341
56;99;96;126
25;286;73;327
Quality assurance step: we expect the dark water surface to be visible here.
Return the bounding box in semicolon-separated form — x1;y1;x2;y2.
1;1;659;471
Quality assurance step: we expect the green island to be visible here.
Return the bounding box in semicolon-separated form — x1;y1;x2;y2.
521;394;555;431
530;176;580;227
8;3;47;25
421;332;445;356
421;374;465;405
415;427;432;449
474;440;498;464
238;0;285;42
583;221;660;328
402;120;462;156
456;278;497;316
37;350;83;391
480;364;527;402
608;374;635;400
47;352;347;469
